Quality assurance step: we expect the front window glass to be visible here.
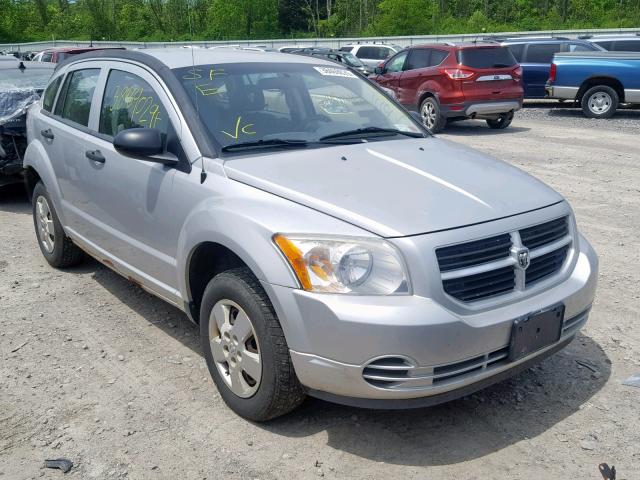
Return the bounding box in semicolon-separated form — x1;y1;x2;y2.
175;62;422;153
386;52;407;72
99;69;170;138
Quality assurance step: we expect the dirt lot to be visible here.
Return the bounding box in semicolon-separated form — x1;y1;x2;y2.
1;104;639;480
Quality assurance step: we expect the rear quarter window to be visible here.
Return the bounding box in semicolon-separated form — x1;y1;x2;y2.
593;41;613;50
613;40;640;52
42;76;62;112
456;47;516;68
525;43;562;63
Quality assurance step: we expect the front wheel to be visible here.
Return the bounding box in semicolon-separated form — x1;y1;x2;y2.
486;112;514;129
420;97;447;134
581;85;618;119
200;267;305;421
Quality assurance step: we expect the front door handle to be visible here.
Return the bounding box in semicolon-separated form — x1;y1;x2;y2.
40;129;54;140
85;150;105;164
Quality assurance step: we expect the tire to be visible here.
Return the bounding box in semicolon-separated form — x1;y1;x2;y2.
581;85;618;119
200;267;305;421
32;181;84;268
486;112;514;129
420;97;447;134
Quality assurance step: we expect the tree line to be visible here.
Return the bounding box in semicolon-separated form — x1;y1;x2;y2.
1;0;639;43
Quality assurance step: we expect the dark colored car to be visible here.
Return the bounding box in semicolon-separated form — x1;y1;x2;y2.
32;47;125;63
0;60;54;187
290;47;374;76
582;35;640;52
370;42;523;133
494;37;603;98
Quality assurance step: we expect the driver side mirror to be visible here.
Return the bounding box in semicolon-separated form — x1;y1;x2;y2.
374;66;386;75
113;128;177;166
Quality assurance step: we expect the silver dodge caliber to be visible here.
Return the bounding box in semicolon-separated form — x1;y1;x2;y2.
24;49;598;421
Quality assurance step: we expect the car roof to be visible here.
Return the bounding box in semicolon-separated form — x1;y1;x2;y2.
410;42;503;49
57;47;342;71
586;36;640;41
498;37;585;44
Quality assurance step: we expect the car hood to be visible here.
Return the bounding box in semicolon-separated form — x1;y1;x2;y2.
223;137;563;237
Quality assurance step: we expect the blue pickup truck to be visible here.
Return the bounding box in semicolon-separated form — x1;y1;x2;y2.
546;51;640;118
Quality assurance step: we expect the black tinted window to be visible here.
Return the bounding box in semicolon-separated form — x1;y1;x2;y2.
55;69;99;126
357;46;392;60
506;43;525;62
430;49;448;65
613;40;640;52
568;43;591;52
99;70;170;137
594;41;613;50
457;47;516;68
42;76;62;112
339;46;353;52
406;49;431;70
525;43;562;63
41;52;53;63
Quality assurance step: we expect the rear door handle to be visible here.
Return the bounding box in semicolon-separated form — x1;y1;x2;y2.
85;150;105;164
40;129;54;140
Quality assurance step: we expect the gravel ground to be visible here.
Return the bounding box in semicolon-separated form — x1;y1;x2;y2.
1;107;639;480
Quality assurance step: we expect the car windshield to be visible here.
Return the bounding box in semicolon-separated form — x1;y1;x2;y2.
341;53;365;67
174;62;422;153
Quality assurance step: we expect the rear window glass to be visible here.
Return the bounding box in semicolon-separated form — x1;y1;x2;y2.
456;47;516;68
42;76;62;112
613;40;640;52
525;43;561;63
405;49;431;70
506;43;525;62
593;41;613;50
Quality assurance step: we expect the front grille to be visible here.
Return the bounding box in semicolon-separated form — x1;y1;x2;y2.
437;216;571;302
436;234;511;272
443;266;515;302
526;245;570;285
520;217;569;249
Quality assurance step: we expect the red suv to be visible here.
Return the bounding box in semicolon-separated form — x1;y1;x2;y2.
371;43;524;132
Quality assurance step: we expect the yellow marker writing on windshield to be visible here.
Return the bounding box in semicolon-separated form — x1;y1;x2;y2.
222;116;255;139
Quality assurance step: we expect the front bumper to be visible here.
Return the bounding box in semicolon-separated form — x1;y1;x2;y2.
262;233;598;404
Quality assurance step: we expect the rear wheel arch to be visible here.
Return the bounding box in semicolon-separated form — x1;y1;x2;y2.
577;76;625;103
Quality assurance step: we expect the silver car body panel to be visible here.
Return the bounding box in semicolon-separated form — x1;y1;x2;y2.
24;48;598;405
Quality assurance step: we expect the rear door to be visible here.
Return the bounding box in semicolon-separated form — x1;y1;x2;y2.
76;63;190;296
457;47;521;102
521;42;562;98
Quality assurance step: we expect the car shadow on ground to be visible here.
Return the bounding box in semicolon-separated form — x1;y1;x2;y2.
440;123;531;136
0;183;30;214
87;261;609;466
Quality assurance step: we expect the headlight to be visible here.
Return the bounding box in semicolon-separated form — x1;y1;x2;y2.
273;234;410;295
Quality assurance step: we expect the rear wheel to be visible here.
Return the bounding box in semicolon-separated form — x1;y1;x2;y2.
32;182;84;268
420;97;447;133
200;267;305;421
581;85;618;119
486;112;514;129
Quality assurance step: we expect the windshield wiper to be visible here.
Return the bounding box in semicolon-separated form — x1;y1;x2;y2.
221;138;310;152
319;127;424;141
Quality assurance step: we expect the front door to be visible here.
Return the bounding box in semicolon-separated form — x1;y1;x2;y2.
373;50;408;97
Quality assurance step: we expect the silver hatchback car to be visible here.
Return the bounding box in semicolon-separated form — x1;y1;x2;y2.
24;49;598;421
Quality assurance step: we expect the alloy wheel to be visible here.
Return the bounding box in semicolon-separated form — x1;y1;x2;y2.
36;196;55;253
421;102;436;130
208;299;262;398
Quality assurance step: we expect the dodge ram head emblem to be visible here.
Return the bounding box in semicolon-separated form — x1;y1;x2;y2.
515;248;531;270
